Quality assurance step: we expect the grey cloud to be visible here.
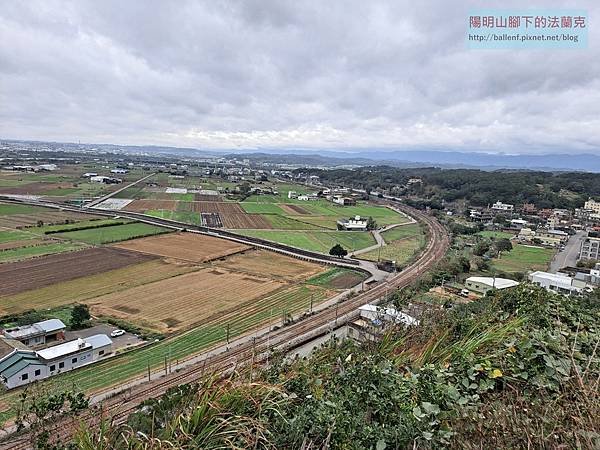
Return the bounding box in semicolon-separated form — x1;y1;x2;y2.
0;0;598;153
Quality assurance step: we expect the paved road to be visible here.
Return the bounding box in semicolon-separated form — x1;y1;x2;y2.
550;231;585;272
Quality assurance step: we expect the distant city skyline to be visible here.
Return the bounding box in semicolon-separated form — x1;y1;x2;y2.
1;1;598;155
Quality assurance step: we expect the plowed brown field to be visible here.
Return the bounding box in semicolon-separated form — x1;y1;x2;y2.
112;232;250;262
279;204;309;215
0;247;156;296
88;268;286;332
124;200;178;212
221;214;272;229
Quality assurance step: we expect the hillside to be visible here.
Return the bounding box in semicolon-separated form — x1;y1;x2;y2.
56;285;600;449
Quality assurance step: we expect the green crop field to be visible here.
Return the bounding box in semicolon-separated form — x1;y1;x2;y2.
262;215;322;230
381;223;422;243
237;229;376;253
0;283;332;424
492;244;555;273
0;204;45;215
32;219;128;234
241;202;285;214
0;230;36;243
0;241;87;263
359;235;424;266
55;223;169;245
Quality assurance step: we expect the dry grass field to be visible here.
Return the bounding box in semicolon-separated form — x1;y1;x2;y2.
214;249;324;282
0;259;197;316
88;268;287;332
112;232;250;262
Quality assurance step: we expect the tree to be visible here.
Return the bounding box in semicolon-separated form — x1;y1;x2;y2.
495;238;513;254
71;304;91;329
473;241;491;256
366;216;377;231
329;244;348;257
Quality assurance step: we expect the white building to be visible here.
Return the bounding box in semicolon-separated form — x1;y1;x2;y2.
529;271;586;295
510;219;528;229
0;334;112;390
332;195;357;206
297;193;319;201
465;276;519;294
111;168;129;174
337;215;368;231
584;198;600;214
288;190;298;199
491;201;514;212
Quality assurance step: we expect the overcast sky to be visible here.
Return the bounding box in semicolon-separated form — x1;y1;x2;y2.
1;0;598;154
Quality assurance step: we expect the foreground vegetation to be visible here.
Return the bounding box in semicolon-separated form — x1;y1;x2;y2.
60;284;599;449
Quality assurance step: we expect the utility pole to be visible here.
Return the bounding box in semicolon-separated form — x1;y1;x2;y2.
147;360;150;381
310;294;314;313
226;323;230;345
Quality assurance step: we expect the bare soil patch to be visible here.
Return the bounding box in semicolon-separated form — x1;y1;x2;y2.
112;232;250;263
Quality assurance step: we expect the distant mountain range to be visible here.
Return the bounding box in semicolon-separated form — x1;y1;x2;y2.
3;139;600;172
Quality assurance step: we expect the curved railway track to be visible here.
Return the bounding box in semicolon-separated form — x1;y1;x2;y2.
0;201;449;449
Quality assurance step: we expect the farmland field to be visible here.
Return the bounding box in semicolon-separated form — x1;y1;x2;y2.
0;247;156;297
88;268;288;332
0;241;87;263
307;267;368;289
0;259;197;315
491;244;555;273
359;236;424;265
381;223;422;243
214;249;325;281
113;232;250;262
54;222;168;244
237;229;376;253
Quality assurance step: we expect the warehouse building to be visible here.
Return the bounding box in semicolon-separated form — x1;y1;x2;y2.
529;271;587;296
464;276;519;294
0;334;112;389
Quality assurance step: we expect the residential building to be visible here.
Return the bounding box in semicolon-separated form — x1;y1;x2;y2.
347;304;418;343
2;319;66;348
558;264;600;287
0;334;112;390
297;193;319;201
332;195;357;206
337;215;368;231
510;219;528;229
529;271;587;295
469;208;493;223
287;190;297;199
491;201;514;212
465;276;519;294
584;198;600;214
580;236;600;261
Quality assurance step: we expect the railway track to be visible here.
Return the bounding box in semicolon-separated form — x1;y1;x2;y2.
0;201;449;449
